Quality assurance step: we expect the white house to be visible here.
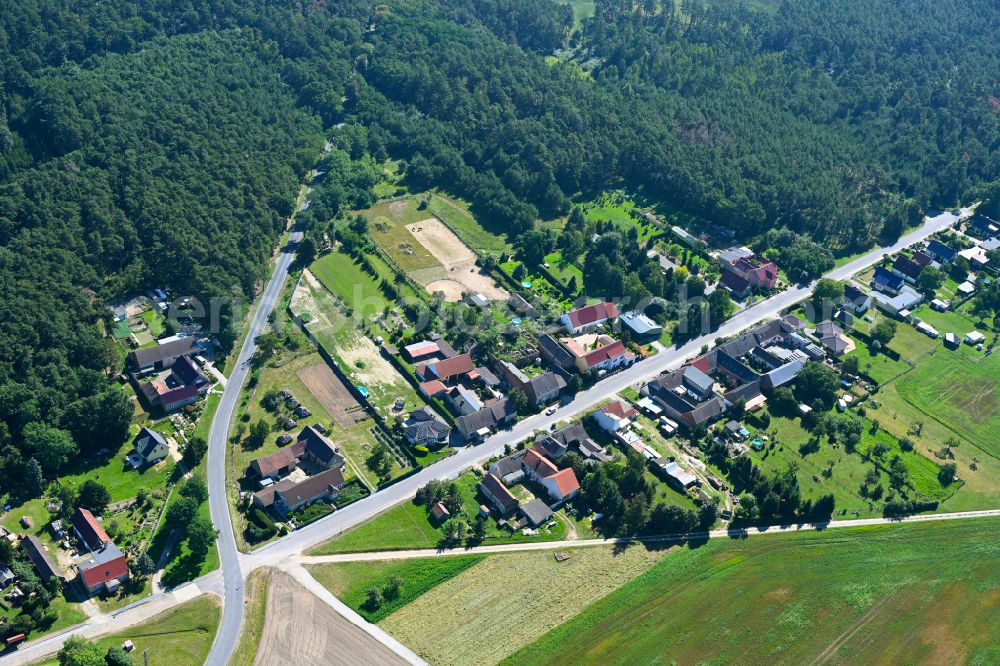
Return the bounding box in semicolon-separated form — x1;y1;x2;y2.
593;400;638;434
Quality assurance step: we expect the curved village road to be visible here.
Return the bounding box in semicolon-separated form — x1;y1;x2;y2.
204;231;302;666
248;207;969;569
0;208;970;666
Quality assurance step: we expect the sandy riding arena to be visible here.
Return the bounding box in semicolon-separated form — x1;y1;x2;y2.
254;570;405;666
407;218;509;302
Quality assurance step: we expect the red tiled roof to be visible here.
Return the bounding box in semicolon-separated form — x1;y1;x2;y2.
427;353;474;380
601;400;637;420
566;302;618;328
691;355;712;373
523;449;559;477
582;340;629;368
80;551;128;590
72;509;110;551
546;468;580;497
419;380;447;397
250;442;305;476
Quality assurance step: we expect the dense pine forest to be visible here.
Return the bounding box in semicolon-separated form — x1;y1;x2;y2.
0;0;998;493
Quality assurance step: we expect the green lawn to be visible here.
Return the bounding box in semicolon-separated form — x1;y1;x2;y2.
894;348;1000;460
845;333;912;384
543;251;584;293
36;595;221;666
307;556;484;622
59;438;175;504
310;249;391;316
507;518;1000;665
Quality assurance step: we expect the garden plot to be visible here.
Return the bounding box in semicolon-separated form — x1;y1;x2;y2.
297;363;364;429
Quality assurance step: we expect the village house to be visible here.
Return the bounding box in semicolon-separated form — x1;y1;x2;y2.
126;336;200;374
445;385;484;416
843;284;872;314
519;499;553;528
272;467;346;516
137;354;210;413
890;256;923;284
71;508;111;553
246;426;345;480
71;509;129;595
497;361;566;407
538;333;577;371
454;397;517;441
21;535;64;583
77;542;129;596
815;320;854;356
618;311;664;341
489;451;527;486
556;333;635;375
536;423;611;463
871;284;923;316
559;302;619;334
727;255;780;291
402;335;458;363
521;450;581;504
129;427;170;467
402;406;452;446
479;473;519;517
650;458;699;491
872;267;905;295
925;239;958;264
720;270;752;300
593;400;638;434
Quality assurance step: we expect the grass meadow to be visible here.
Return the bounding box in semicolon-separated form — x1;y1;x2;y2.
36;596;221;666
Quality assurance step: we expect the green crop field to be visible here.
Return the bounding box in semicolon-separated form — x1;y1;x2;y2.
508;518;1000;665
307;555;484;622
895;349;1000;459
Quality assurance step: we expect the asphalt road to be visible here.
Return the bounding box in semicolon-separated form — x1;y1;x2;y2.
204;231;301;666
249;207;969;569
